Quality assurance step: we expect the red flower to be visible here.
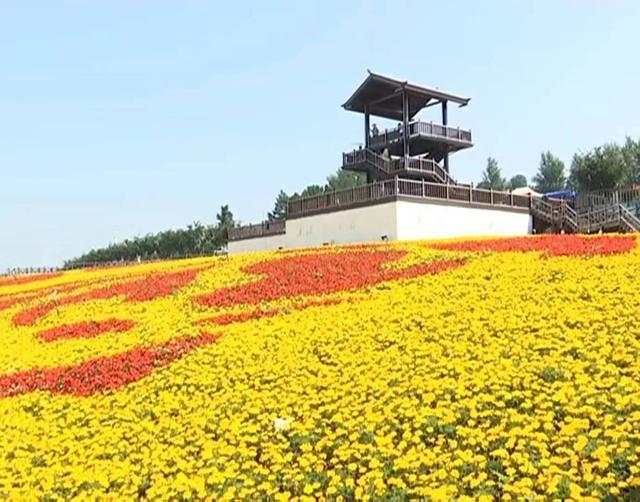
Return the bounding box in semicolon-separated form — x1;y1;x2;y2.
195;250;465;308
0;331;221;398
429;235;635;257
36;319;136;342
0;272;63;288
14;266;209;327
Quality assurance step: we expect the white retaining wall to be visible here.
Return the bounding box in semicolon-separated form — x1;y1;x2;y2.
227;233;288;254
285;202;397;247
396;200;532;240
228;199;531;254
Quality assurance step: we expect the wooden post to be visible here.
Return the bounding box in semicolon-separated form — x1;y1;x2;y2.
402;89;409;163
469;184;473;203
490;189;494;205
446;184;450;200
364;106;370;148
395;175;399;196
510;192;513;206
422;179;425;197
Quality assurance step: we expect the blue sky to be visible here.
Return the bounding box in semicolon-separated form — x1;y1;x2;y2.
1;1;639;270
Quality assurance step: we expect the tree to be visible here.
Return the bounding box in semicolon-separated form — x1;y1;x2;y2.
477;157;506;191
215;205;235;243
300;184;325;198
532;152;566;193
63;212;230;267
507;174;528;191
568;143;627;192
325;170;366;191
622;137;640;186
268;190;289;221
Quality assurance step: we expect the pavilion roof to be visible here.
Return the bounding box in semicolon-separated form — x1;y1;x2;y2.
342;71;470;121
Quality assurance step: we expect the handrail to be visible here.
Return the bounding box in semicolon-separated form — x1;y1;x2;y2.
620;205;640;232
228;220;286;241
342;149;400;174
287;177;531;218
575;186;640;209
369;120;472;148
343;148;455;184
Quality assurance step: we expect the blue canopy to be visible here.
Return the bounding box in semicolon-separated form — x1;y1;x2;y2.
543;189;576;200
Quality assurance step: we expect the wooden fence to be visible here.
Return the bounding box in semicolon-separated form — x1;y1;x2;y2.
286;178;530;218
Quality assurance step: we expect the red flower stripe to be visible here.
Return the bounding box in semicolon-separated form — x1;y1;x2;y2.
0;331;221;398
195;250;466;308
198;298;344;326
36;319;136;342
430;235;636;257
0;296;32;312
0;279;105;312
277;243;388;255
0;272;63;288
14;267;208;327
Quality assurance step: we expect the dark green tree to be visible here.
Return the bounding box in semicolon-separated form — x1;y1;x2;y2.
477;157;506;190
507;174;528;191
568;143;627;191
268;190;289;221
63;214;229;268
533;152;566;193
215;205;235;243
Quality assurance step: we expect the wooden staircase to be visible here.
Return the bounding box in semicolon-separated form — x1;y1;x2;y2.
343;148;457;185
531;198;640;234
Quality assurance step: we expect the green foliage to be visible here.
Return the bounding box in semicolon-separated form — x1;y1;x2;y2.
271;170;366;220
533;152;566;193
215;204;234;242
539;366;565;383
63;205;234;267
325;170;366;191
507;174;528;191
267;190;289;221
622;136;640;185
568;143;627;191
300;184;325;198
477;157;506;191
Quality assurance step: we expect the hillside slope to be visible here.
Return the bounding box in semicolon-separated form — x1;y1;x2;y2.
1;235;639;500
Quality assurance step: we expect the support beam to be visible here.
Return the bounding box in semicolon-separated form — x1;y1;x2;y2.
442;101;449;174
364;106;370;148
402;90;409;162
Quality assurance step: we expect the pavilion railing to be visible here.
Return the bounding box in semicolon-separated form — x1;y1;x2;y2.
228;220;285;241
342;149;454;184
575;186;640;210
286;178;530;219
342;149;400;174
369;120;472;148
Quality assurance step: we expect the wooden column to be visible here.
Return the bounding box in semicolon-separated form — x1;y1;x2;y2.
442;100;449;173
364;106;370;148
402;89;409;165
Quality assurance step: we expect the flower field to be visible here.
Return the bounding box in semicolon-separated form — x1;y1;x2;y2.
1;234;639;500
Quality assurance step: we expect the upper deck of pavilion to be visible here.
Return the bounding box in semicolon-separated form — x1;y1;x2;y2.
368;119;472;156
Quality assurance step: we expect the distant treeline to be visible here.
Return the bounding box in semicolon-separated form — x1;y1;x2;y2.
477;137;640;193
63;206;234;269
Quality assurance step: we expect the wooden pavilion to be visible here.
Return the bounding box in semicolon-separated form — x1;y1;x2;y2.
341;71;473;184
